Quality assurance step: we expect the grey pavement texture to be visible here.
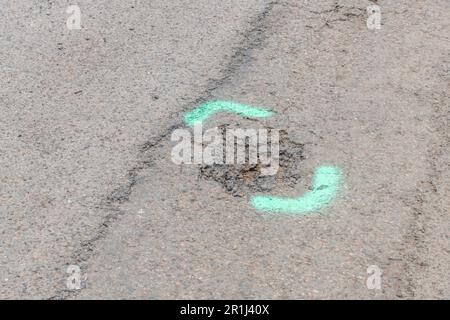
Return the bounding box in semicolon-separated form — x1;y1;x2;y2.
0;0;449;299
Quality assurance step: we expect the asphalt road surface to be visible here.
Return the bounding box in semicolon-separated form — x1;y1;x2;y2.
1;0;449;299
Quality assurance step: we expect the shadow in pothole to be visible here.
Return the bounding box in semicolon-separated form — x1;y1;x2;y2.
199;129;305;197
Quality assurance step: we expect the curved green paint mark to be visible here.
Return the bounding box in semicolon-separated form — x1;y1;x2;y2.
251;166;343;214
184;100;274;127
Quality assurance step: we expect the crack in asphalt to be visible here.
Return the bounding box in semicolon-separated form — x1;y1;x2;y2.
50;0;279;300
401;87;450;298
285;0;366;31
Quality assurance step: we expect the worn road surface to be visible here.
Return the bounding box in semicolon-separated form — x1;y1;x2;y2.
1;0;449;299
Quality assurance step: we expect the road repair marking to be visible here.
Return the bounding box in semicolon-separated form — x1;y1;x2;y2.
251;166;343;214
184;100;273;127
183;101;343;214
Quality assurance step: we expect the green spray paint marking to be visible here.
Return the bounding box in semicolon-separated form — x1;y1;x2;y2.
251;166;343;214
184;100;273;127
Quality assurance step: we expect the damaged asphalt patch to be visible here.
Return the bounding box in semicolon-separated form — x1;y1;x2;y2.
199;129;304;197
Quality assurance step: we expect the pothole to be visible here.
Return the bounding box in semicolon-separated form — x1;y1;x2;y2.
199;129;305;197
